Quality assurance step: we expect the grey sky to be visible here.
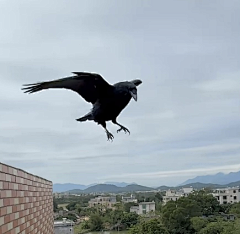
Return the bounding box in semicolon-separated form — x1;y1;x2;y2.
0;0;239;187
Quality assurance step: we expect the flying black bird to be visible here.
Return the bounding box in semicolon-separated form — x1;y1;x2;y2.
22;72;142;141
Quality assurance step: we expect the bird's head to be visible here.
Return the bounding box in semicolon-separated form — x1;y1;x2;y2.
129;85;138;101
128;79;142;102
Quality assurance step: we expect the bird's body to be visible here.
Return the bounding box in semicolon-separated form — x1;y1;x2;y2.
22;72;142;140
91;83;132;121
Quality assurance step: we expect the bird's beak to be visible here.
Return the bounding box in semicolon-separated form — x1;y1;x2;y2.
130;90;137;101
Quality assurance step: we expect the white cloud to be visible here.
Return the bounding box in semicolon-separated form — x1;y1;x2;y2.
195;71;240;92
102;164;240;180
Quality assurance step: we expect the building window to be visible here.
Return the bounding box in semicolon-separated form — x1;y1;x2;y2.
234;196;237;200
223;196;227;200
233;190;236;193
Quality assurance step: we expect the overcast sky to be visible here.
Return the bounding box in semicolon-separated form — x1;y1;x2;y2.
0;0;240;187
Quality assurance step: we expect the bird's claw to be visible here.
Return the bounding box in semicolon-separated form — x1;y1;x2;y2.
117;126;130;135
106;131;114;141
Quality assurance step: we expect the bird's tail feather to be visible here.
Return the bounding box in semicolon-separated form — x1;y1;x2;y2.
76;112;93;122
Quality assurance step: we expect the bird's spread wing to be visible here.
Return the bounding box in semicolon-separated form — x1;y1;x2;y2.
22;72;112;104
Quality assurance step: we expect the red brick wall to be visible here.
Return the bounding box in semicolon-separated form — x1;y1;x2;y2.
0;162;54;234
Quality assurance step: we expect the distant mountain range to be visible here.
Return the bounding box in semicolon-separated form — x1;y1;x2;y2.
53;171;240;194
53;183;94;192
66;184;154;194
53;180;240;194
159;180;240;190
180;171;240;185
53;182;136;193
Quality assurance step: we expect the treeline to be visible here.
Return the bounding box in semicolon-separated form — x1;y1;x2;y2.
54;191;240;234
54;194;95;209
129;190;240;234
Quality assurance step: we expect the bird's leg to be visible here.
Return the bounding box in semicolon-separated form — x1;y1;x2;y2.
112;119;130;135
100;122;114;141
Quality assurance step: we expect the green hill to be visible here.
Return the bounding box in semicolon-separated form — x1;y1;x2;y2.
66;180;240;194
67;183;154;194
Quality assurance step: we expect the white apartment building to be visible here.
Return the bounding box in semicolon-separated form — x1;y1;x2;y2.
88;196;117;209
181;187;194;196
162;188;194;204
121;194;138;203
212;187;240;204
162;190;180;204
130;201;155;215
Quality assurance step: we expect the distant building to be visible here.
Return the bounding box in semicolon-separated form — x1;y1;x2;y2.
54;218;75;234
181;187;194;196
130;201;155;215
212;187;240;204
54;218;74;227
130;206;140;214
163;190;180;204
162;187;194;204
121;194;138;203
88;196;117;209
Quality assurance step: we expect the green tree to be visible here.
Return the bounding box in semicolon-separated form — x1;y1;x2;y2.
89;213;104;231
221;222;236;234
81;220;90;229
199;221;224;234
128;225;141;234
191;217;208;232
162;198;201;234
121;212;139;228
219;203;232;214
162;190;221;234
66;201;77;211
232;219;240;234
128;218;168;234
66;213;78;222
53;198;58;212
116;195;122;202
141;219;169;234
188;190;221;216
108;209;124;225
196;219;240;234
155;192;163;202
114;202;124;211
229;202;240;218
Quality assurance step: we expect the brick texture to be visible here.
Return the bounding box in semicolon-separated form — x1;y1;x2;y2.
0;162;54;234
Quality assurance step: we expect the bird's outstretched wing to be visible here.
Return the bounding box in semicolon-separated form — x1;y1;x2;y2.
22;72;112;104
